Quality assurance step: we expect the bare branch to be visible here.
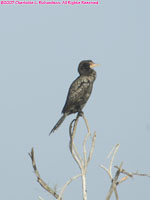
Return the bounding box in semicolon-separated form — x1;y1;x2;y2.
101;144;150;200
100;144;121;200
106;162;123;200
87;132;96;165
132;172;150;177
58;174;81;200
82;115;96;168
100;164;112;180
100;144;120;181
38;196;44;200
69;113;96;200
30;114;96;200
29;148;61;200
81;169;87;200
69;116;82;169
108;144;120;177
83;131;89;167
114;166;150;178
117;176;129;185
114;188;119;200
82;114;91;135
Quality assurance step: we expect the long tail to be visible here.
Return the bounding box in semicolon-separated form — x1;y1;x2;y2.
49;113;67;135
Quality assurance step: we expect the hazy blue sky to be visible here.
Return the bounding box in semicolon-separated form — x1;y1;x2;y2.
0;0;150;199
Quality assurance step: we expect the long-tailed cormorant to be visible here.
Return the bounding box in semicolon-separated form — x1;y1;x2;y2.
50;60;99;134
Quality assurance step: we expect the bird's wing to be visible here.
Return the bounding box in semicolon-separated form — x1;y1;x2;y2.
62;76;92;113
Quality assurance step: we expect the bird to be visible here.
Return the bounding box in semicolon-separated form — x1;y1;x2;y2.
49;60;99;134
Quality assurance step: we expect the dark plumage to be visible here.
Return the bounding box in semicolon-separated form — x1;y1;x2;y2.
50;60;98;134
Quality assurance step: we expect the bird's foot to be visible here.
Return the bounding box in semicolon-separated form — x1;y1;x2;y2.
78;111;84;117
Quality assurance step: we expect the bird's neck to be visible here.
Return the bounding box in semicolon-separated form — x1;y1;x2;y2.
80;70;96;82
89;70;96;82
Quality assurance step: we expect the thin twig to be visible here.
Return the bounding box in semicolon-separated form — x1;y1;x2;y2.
100;144;121;200
100;165;112;180
109;144;120;177
38;196;44;200
106;162;123;200
101;144;150;200
83;131;89;167
117;176;129;185
87;132;96;165
69;116;82;169
132;172;150;177
29;148;61;200
114;166;150;178
82;114;91;135
58;174;81;200
100;144;120;181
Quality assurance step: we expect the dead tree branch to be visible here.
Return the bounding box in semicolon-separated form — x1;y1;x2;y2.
100;144;121;200
100;144;150;200
114;166;150;179
58;174;81;200
100;144;120;180
29;148;61;200
106;162;123;200
69;113;96;200
29;148;82;200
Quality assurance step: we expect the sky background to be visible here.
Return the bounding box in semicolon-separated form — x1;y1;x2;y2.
0;0;150;199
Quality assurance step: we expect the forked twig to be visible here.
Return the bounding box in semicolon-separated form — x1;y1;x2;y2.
30;113;96;200
100;144;150;200
29;148;82;200
100;144;120;180
100;144;120;200
69;112;96;200
106;162;123;200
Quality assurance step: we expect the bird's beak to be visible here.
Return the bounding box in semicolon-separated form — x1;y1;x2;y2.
90;63;100;68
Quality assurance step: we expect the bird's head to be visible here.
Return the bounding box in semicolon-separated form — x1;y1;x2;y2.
78;60;99;76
